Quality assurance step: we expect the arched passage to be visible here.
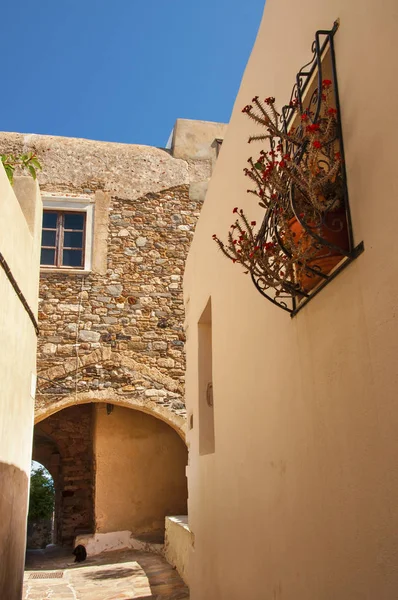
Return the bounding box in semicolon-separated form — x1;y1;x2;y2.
34;390;187;442
31;401;188;548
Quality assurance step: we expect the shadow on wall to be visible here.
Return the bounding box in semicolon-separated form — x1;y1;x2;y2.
93;403;188;538
32;404;95;547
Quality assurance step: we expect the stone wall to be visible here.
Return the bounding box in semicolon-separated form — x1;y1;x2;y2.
36;183;196;420
26;519;53;549
33;404;94;546
0;131;215;427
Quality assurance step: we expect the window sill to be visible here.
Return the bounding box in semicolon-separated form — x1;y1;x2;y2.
40;268;92;275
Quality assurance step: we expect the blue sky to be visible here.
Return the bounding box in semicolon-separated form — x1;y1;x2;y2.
2;1;264;147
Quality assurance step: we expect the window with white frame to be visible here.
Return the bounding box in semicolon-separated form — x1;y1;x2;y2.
40;195;94;271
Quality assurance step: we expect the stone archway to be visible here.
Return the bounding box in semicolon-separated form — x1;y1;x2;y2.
34;390;187;442
35;350;187;443
31;399;188;548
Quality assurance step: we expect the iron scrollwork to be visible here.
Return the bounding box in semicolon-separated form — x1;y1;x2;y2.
248;21;364;315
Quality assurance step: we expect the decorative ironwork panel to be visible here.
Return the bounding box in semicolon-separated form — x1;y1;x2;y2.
246;21;364;315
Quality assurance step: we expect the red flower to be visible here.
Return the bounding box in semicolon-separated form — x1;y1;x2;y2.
306;123;320;133
312;140;322;149
335;151;342;160
233;207;238;213
301;113;309;121
252;96;259;102
279;160;286;168
264;96;275;104
322;79;332;88
251;221;256;226
242;104;253;113
327;107;337;115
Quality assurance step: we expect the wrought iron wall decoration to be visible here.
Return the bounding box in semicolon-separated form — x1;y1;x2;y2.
213;21;364;315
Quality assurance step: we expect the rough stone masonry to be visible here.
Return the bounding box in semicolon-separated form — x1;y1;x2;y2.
0;121;226;432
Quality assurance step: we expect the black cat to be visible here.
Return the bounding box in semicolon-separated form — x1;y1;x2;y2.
72;544;87;562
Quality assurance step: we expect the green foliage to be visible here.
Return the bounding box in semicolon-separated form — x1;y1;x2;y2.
1;152;42;185
28;465;55;521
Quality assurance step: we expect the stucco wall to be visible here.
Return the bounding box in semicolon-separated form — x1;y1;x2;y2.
184;1;398;599
0;172;42;599
171;119;228;161
94;404;188;536
164;516;193;585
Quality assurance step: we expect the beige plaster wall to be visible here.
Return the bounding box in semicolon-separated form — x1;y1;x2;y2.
164;516;193;585
184;1;398;599
172;119;228;161
93;405;188;536
0;172;42;599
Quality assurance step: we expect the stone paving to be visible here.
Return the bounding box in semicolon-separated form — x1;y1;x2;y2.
23;546;189;599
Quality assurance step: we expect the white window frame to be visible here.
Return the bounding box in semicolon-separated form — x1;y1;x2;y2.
41;194;95;272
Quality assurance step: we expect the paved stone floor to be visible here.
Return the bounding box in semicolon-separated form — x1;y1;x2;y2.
23;546;189;600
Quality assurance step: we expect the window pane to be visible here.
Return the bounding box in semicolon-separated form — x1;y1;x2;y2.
43;212;57;228
41;249;56;265
41;230;56;247
63;231;83;248
63;249;83;267
64;213;84;230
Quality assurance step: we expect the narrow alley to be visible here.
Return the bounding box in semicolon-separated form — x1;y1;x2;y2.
23;547;189;600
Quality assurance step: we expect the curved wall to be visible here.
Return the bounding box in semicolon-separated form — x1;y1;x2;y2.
94;404;188;537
